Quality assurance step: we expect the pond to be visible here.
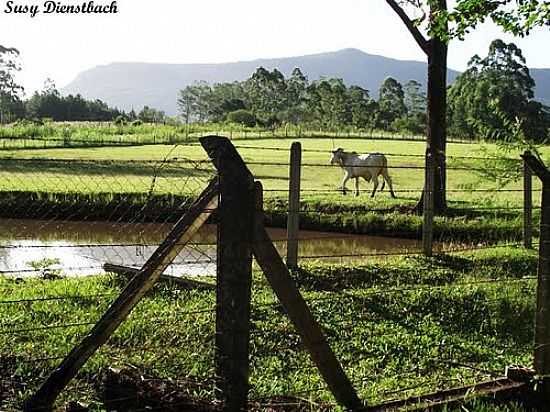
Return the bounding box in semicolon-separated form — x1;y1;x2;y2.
0;218;428;277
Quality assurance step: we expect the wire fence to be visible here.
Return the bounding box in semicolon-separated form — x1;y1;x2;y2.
0;124;486;151
0;139;541;411
249;269;536;407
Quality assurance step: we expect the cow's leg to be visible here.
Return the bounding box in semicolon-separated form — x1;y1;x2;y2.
341;173;350;195
371;175;379;198
355;177;360;196
382;170;396;198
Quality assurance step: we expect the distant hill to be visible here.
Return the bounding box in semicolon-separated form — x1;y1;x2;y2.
62;48;550;115
531;68;550;105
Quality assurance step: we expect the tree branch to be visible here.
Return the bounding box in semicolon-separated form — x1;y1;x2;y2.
385;0;430;56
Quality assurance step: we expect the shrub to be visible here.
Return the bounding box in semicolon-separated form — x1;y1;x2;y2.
227;110;256;128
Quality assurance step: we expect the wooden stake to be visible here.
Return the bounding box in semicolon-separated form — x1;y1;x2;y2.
287;142;302;269
521;151;550;403
524;154;533;249
423;152;434;257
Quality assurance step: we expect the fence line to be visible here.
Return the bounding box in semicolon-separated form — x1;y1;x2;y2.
0;137;544;411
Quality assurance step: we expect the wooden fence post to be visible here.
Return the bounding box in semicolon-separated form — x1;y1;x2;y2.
287;142;301;269
521;152;550;403
200;135;254;412
524;153;533;249
423;152;435;257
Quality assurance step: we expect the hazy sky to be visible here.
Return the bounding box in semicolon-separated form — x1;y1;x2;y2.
1;0;549;96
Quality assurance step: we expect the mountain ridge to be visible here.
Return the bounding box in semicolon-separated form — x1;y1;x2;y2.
62;48;550;115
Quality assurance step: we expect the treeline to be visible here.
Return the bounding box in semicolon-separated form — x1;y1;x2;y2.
178;40;550;142
178;68;427;134
1;78;167;124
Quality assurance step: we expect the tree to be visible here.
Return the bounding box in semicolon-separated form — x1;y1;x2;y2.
209;82;247;122
386;0;549;212
377;77;407;129
348;85;377;129
0;45;25;123
448;39;550;142
177;81;214;124
227;109;256;127
244;67;287;125
404;79;426;116
395;79;428;134
443;0;550;39
282;68;310;124
306;78;350;129
138;106;165;123
26;79;123;121
385;0;449;213
177;86;197;125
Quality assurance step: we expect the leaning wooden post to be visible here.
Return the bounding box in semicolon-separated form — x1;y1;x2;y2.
23;179;219;412
423;152;435;257
521;152;550;403
252;182;363;411
287;142;302;269
524;152;533;249
200;135;254;412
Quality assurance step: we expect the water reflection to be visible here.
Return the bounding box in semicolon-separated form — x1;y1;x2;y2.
0;219;423;277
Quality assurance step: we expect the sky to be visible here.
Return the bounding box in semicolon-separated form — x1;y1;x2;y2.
1;0;549;96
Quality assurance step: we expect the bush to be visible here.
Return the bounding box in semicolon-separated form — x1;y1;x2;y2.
227;110;256;127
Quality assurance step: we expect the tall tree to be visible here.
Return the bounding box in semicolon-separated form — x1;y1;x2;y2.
282;68;309;124
177;86;197;125
245;67;287;125
377;77;407;129
448;39;549;141
385;0;547;212
404;79;426;116
386;0;449;212
348;85;377;129
0;45;25;123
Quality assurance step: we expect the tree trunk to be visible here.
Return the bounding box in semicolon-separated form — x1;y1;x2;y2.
428;35;448;212
417;21;448;213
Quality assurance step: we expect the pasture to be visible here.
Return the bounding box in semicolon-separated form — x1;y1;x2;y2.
0;136;542;243
0;128;546;411
0;136;540;199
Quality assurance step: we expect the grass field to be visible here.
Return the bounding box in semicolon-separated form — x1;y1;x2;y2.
0;130;545;410
0;136;540;200
0;136;543;243
0;247;538;411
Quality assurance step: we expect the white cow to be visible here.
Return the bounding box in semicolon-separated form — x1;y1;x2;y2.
330;148;396;198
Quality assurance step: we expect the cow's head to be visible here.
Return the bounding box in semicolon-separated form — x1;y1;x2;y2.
330;148;344;166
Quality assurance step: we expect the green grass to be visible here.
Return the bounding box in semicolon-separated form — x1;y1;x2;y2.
0;136;543;242
0;247;539;411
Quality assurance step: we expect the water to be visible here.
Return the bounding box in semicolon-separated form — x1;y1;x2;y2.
0;218;424;277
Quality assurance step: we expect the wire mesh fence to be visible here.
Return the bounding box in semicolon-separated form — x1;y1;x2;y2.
0;146;221;410
248;261;537;408
0;137;543;410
